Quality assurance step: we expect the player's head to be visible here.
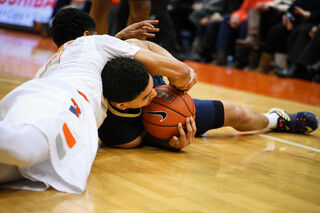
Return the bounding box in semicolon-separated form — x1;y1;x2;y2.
101;58;157;110
51;8;96;48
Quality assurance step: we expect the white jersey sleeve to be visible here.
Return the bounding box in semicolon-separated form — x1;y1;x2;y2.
94;35;142;60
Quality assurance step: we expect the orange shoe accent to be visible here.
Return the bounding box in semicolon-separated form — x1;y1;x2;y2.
63;123;76;148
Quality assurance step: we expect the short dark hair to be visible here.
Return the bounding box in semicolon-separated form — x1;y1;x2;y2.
51;8;96;47
101;58;150;103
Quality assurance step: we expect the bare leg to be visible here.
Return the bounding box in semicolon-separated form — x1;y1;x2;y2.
127;0;151;26
222;101;269;131
89;0;112;34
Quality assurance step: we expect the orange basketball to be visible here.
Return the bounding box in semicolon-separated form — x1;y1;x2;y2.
142;85;196;140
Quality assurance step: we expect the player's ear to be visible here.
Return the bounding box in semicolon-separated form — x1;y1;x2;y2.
83;30;91;36
116;103;127;110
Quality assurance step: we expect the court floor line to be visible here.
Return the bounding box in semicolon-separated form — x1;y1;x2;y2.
0;78;25;85
259;134;320;152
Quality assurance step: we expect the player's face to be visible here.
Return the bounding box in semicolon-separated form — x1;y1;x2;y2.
125;75;157;109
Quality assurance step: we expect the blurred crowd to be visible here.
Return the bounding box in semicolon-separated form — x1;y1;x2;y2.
34;0;320;82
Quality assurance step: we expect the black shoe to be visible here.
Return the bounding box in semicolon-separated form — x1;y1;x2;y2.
268;108;319;134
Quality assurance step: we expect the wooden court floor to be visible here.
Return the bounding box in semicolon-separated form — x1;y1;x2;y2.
0;28;320;213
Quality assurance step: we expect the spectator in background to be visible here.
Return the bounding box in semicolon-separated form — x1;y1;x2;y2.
188;0;243;62
255;0;320;74
235;0;294;69
112;0;181;59
306;25;320;82
186;0;223;62
212;0;273;68
274;23;320;80
148;0;181;55
168;0;200;52
188;0;224;27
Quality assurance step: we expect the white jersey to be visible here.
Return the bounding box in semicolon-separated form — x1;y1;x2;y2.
0;35;140;193
34;35;141;127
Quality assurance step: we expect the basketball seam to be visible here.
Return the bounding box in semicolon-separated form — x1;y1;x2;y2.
149;101;188;119
142;118;187;127
157;87;195;116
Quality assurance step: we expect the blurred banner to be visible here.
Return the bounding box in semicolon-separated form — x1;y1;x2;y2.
0;0;57;30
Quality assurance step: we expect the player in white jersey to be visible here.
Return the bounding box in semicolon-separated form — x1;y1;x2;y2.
0;8;197;193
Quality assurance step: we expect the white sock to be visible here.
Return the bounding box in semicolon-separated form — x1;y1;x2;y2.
264;112;279;129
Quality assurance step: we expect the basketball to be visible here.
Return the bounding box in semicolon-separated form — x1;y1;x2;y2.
142;85;196;140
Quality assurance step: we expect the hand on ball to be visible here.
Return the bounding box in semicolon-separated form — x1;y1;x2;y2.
168;116;197;149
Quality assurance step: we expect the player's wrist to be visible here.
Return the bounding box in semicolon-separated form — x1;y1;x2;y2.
172;64;191;88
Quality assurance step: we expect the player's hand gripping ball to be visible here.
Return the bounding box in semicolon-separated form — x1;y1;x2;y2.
142;85;196;140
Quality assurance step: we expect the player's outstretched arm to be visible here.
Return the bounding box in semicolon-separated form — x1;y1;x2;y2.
126;39;197;91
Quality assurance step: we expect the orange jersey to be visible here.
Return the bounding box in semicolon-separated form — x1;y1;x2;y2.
232;0;273;22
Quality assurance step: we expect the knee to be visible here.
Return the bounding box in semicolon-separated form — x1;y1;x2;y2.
224;103;250;126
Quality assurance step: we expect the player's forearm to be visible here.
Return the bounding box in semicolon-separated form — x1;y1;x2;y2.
144;40;176;59
126;39;191;88
134;49;190;88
